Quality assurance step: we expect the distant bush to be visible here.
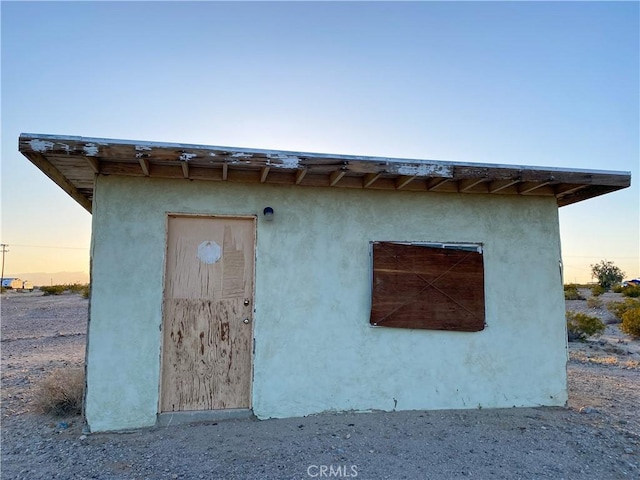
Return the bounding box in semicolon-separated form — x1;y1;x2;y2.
40;285;68;295
564;284;584;300
620;307;640;338
586;297;603;309
612;285;624;294
67;283;84;293
607;298;640;320
81;284;90;299
622;285;640;298
590;260;624;290
40;283;90;296
566;311;605;342
590;285;606;297
34;367;84;416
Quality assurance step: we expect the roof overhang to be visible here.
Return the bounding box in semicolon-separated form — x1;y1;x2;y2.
18;133;631;214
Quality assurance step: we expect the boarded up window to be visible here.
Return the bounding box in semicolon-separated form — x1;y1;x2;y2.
370;242;485;331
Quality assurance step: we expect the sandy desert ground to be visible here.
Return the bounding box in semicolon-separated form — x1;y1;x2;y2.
1;289;639;479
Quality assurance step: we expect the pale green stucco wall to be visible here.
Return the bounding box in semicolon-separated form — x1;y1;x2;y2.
85;175;567;432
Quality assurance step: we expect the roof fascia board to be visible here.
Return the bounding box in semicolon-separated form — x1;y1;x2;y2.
19;133;631;179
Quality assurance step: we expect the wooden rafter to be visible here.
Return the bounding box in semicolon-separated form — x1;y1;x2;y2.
364;172;382;188
518;181;550;194
295;168;307;185
395;175;415;190
458;178;488;192
139;158;150;176
180;161;189;179
427;178;451;191
329;170;346;187
554;184;587;196
260;166;270;183
222;163;228;181
84;156;100;174
489;179;520;193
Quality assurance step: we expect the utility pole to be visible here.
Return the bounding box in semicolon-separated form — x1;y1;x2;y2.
0;244;8;286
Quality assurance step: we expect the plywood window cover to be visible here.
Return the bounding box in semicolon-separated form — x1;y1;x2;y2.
18;133;631;214
370;241;486;332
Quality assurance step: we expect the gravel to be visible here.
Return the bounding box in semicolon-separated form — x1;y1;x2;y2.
1;290;639;479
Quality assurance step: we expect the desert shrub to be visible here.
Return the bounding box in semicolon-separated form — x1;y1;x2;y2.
607;298;640;320
590;285;605;297
66;283;85;293
40;283;90;296
566;311;605;342
613;284;624;293
622;285;640;298
620;307;640;338
40;285;68;295
590;260;624;290
34;367;84;416
81;284;90;299
564;284;584;300
586;297;603;309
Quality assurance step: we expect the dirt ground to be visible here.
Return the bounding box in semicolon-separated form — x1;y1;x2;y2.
1;289;639;479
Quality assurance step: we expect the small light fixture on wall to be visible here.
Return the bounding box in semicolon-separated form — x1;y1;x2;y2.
263;207;274;221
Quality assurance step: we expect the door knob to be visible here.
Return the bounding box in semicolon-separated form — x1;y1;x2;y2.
242;318;250;324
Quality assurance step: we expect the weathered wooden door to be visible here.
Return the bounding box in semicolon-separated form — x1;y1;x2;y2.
161;215;255;412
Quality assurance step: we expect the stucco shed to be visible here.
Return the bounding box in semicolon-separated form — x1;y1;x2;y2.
19;133;630;432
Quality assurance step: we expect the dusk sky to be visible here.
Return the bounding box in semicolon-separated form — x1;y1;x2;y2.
1;1;638;284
